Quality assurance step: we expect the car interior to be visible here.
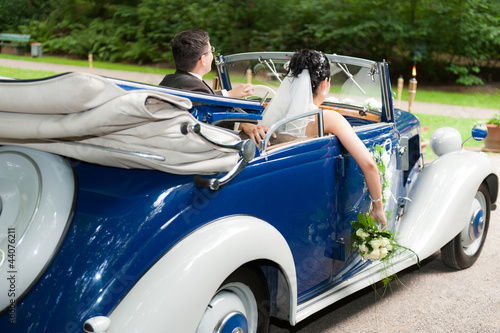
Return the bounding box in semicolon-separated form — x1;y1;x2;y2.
217;55;384;152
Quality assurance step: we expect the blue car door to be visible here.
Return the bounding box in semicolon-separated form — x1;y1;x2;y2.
329;122;400;284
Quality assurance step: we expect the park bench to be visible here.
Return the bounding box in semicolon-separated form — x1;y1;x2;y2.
0;33;31;46
0;33;31;55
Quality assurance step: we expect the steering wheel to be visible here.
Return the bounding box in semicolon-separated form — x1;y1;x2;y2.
248;84;277;98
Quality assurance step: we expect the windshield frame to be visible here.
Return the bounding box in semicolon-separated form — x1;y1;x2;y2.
216;52;394;123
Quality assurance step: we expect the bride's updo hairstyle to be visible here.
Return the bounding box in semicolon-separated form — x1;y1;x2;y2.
287;49;331;95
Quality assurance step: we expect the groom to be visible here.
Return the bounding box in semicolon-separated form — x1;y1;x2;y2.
160;29;272;145
159;29;251;98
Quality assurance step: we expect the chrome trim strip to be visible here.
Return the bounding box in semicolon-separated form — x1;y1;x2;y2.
223;52;377;68
295;253;419;323
261;109;324;154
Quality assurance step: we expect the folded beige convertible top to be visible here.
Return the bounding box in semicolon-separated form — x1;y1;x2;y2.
0;72;239;175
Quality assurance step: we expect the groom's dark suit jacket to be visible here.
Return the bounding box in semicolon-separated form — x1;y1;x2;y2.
159;70;221;95
159;69;236;129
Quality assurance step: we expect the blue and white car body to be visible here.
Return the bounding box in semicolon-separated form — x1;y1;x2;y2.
0;52;497;333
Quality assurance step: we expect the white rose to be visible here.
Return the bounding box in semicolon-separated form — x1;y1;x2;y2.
380;237;389;247
356;229;369;240
325;96;339;103
370;238;382;249
383;187;392;201
385;168;393;181
364;248;380;260
359;243;368;253
379;247;388;259
386;243;393;251
363;97;382;111
381;152;390;166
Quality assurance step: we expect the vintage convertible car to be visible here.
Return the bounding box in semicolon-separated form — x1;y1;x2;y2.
0;52;497;333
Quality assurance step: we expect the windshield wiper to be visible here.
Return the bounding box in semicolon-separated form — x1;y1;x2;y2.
331;54;366;95
259;57;282;83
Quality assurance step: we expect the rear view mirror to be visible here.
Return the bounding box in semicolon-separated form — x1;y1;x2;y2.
462;124;488;146
471;124;488;141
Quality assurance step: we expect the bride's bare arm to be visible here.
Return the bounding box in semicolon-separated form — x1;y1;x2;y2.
322;110;387;229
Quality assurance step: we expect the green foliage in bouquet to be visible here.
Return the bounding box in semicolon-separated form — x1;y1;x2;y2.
350;213;396;261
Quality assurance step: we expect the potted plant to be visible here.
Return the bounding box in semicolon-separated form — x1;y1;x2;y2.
484;113;500;150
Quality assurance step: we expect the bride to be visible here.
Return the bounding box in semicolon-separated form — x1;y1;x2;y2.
262;49;387;229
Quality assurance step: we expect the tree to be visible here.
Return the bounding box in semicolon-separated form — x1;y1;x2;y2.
6;0;499;85
0;0;49;32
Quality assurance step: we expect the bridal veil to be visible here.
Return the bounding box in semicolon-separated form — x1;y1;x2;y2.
261;69;316;138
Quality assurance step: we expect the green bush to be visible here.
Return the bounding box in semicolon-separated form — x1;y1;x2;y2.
5;0;500;80
487;113;500;126
446;64;484;86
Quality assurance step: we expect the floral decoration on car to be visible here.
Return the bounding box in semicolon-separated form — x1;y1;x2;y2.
372;142;393;205
350;142;398;261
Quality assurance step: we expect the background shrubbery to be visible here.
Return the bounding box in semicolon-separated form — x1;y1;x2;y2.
1;0;499;85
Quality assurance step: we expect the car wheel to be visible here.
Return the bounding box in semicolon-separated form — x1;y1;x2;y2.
441;183;491;269
196;265;270;333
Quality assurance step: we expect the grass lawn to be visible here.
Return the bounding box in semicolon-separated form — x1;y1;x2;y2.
0;66;57;79
415;113;486;161
0;54;169;74
399;87;500;110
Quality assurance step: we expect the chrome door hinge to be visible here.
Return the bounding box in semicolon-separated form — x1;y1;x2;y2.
335;155;345;178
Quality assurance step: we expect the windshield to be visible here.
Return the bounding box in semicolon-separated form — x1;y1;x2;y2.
327;62;382;112
219;53;383;114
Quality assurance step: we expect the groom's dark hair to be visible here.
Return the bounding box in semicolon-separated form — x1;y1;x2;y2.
171;29;210;71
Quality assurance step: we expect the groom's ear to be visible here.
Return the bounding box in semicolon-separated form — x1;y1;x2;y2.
199;55;206;66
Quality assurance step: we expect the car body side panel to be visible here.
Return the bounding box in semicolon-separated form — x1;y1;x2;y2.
200;136;340;297
298;122;405;300
107;216;297;333
0;135;339;331
0;163;200;332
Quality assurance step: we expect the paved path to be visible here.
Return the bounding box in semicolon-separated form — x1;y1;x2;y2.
1;58;498;119
397;99;498;120
0;58;165;85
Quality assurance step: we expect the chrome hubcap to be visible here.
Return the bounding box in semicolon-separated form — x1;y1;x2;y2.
461;191;487;256
216;311;248;333
469;208;484;240
196;282;256;333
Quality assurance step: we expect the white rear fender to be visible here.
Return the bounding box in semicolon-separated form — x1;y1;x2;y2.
106;216;297;333
0;146;75;312
398;150;497;260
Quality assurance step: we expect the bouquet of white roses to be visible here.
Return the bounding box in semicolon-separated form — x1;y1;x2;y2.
350;213;395;261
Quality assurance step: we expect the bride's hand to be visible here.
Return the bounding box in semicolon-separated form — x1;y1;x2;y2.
370;202;387;230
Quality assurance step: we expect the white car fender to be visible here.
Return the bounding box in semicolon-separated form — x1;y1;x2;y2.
0;146;75;312
106;215;297;333
398;150;497;260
